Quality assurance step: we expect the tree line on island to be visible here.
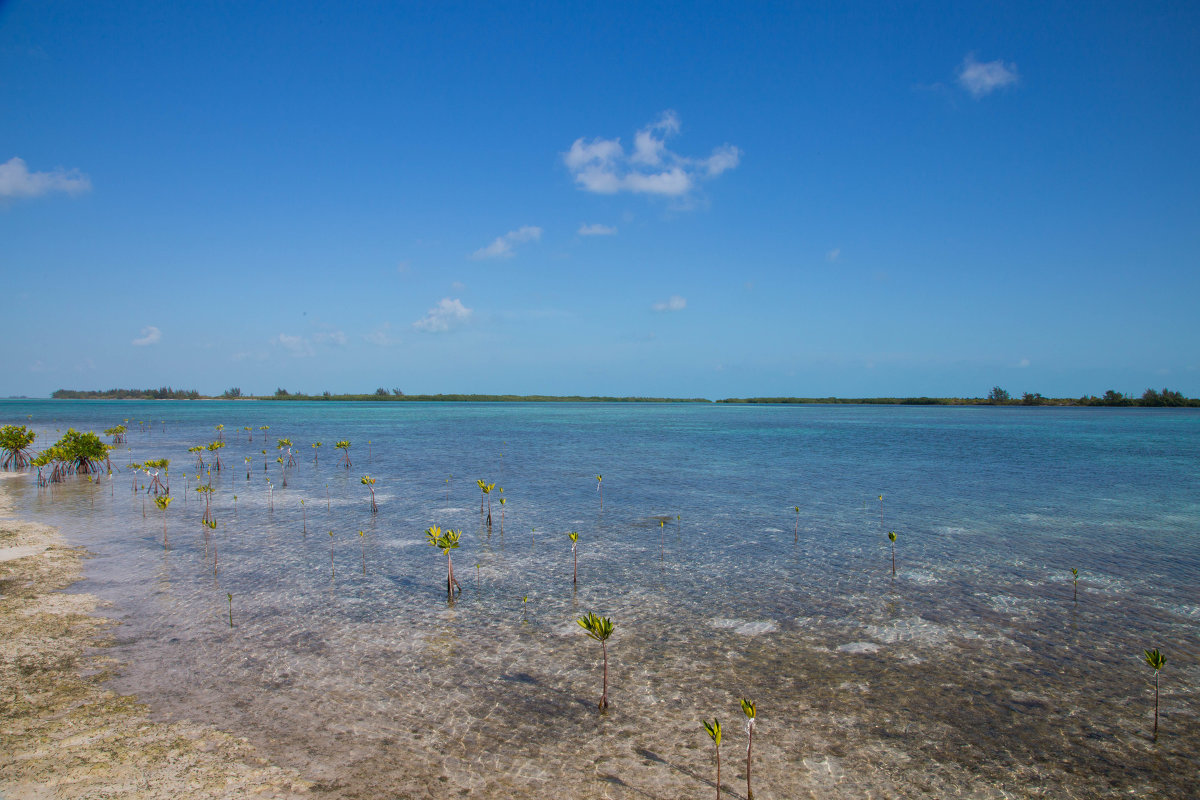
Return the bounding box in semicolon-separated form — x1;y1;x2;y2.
48;385;1199;406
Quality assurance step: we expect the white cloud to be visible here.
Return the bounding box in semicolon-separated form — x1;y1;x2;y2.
652;295;687;312
413;298;473;332
313;329;348;346
0;157;91;200
364;323;398;346
563;112;741;198
578;223;617;236
957;54;1019;98
1017;358;1031;368
132;326;162;346
827;247;841;262
472;225;543;259
451;280;466;290
276;333;314;357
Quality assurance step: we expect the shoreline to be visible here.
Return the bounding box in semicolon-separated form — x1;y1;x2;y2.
0;474;312;799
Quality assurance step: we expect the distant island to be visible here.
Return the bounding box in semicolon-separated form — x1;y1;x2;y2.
45;386;1200;407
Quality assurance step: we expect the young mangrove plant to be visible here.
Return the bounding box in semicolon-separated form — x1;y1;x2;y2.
243;426;252;441
878;494;884;527
358;530;366;574
1144;648;1166;740
196;484;215;525
259;425;269;443
154;494;173;545
569;531;579;585
577;611;614;711
498;496;506;533
189;445;205;469
521;595;529;619
312;441;322;464
425;525;462;598
104;424;127;445
244;456;252;480
596;474;603;509
794;505;800;543
335;440;352;468
1070;568;1079;603
53;429;110;475
206;440;225;471
227;592;234;628
888;530;897;576
703;718;722;800
741;698;757;800
1;424;37;471
301;499;307;533
362;475;378;513
261;449;268;471
278;438;297;467
215;424;225;441
476;480;496;526
328;530;336;579
144;458;170;496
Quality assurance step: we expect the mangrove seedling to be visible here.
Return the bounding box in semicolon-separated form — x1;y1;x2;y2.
227;592;234;628
206;440;225;471
577;611;614;711
522;595;529;619
1070;568;1079;603
242;426;252;441
445;473;451;501
261;449;268;471
1144;648;1166;740
335;440;352;468
189;445;205;469
596;474;603;509
498;496;505;533
476;480;496;526
358;530;366;574
312;441;322;464
703;718;722;800
196;484;215;525
888;531;897;576
104;424;127;445
425;525;462;598
741;698;757;800
569;531;579;585
244;456;252;480
794;505;800;543
301;499;307;533
154;494;173;545
362;475;378;513
0;424;36;471
259;425;269;443
266;477;274;511
215;424;225;441
278;438;296;467
660;519;665;560
878;494;884;527
233;494;237;512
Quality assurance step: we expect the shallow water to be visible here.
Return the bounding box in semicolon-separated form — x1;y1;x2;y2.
3;400;1198;797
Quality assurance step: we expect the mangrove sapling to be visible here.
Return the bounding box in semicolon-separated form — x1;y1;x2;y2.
215;424;225;441
301;499;307;534
359;530;366;574
361;475;378;512
522;595;529;619
476;480;496;527
794;506;800;543
233;494;237;512
154;494;173;546
0;425;37;471
335;440;352;468
259;425;269;443
878;494;884;527
207;440;225;471
425;525;462;598
569;531;579;585
1070;568;1079;603
660;519;665;560
741;698;757;800
498;497;505;533
596;474;603;509
189;446;205;469
312;441;322;464
1144;648;1166;740
703;719;722;800
227;592;234;628
244;456;251;481
888;531;897;576
243;426;252;441
196;485;215;525
261;449;268;471
577;611;614;711
278;438;296;467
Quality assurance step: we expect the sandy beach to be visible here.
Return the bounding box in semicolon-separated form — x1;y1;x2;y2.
0;475;312;800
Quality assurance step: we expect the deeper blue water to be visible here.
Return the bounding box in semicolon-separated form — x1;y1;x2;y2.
2;400;1197;798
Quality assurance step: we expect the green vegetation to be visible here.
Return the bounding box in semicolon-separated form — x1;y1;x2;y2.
1070;568;1079;603
717;387;1200;406
888;530;897;576
0;424;36;470
568;531;579;585
361;475;378;512
1144;648;1166;741
577;611;614;711
425;525;462;599
703;718;722;800
741;698;757;800
52;387;200;399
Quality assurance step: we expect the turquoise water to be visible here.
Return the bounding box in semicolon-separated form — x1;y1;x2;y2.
2;399;1198;798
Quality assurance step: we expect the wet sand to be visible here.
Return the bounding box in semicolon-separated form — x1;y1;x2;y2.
0;477;312;799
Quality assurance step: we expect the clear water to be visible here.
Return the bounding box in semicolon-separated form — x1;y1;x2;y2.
3;399;1198;798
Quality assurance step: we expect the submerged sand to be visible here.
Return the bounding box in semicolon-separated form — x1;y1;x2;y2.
0;478;312;799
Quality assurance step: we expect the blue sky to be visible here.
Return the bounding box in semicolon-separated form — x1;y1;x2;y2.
2;1;1197;399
